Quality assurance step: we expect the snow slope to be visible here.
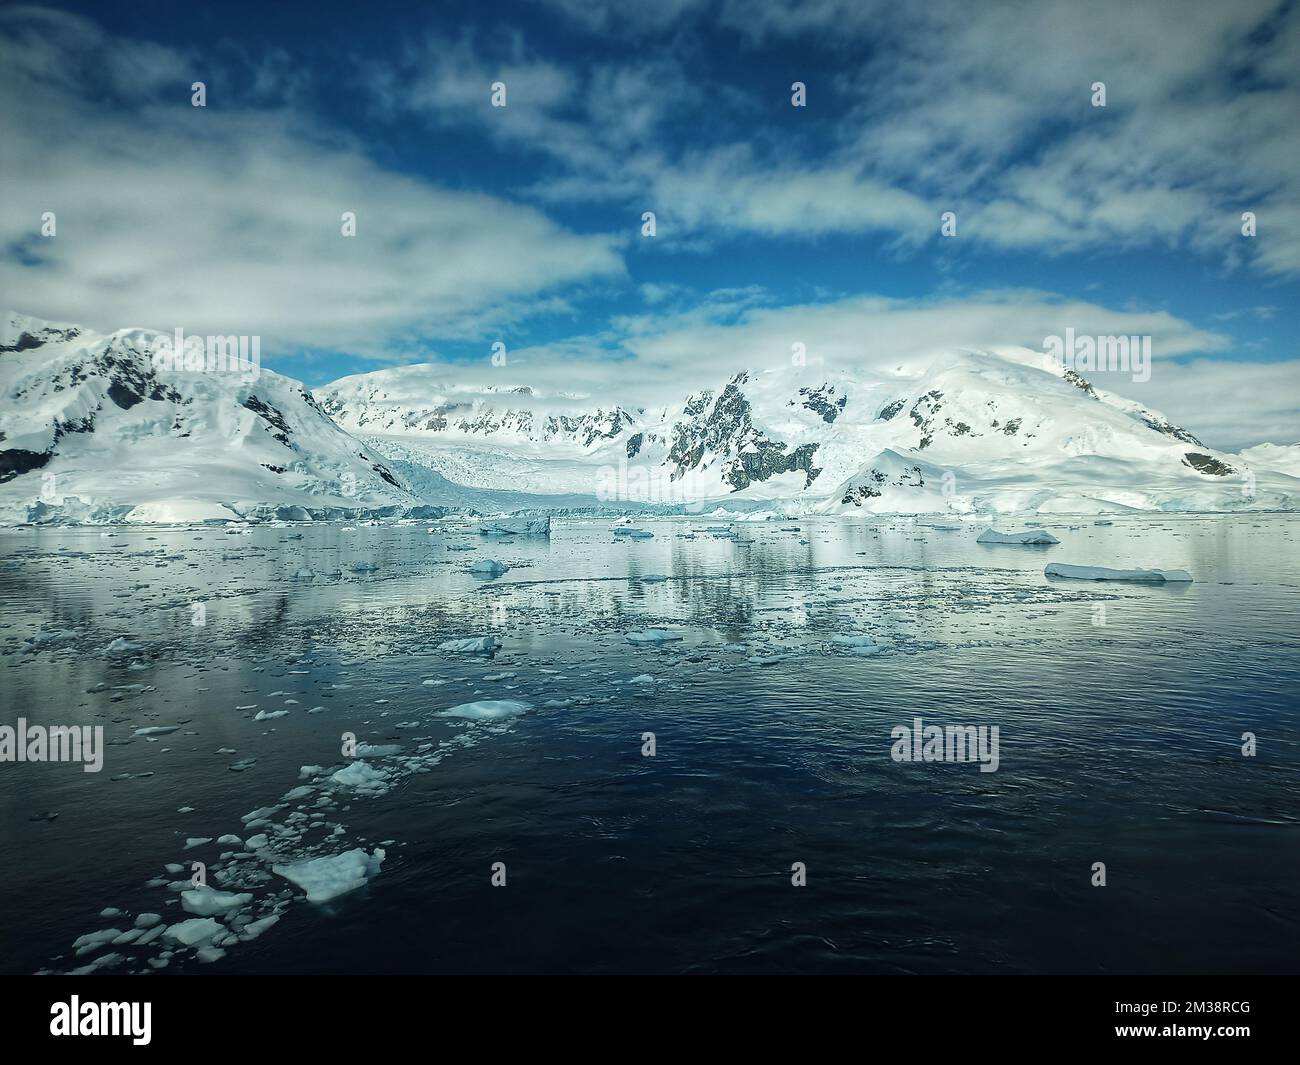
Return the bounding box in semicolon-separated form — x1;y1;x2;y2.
0;313;429;523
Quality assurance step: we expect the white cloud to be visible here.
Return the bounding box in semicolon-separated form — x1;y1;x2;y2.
0;7;625;355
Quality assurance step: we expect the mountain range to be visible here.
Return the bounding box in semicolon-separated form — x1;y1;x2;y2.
3;311;1297;523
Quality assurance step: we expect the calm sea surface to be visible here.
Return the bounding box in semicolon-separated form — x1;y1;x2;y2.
1;513;1297;974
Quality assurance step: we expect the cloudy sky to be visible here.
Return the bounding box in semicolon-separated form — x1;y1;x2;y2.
1;0;1297;449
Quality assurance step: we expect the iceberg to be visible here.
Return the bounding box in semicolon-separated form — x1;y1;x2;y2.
625;629;683;644
1045;563;1192;582
977;528;1061;545
468;559;508;577
437;636;502;653
437;699;532;721
479;516;550;537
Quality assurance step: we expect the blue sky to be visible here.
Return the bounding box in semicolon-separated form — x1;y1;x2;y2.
1;0;1297;447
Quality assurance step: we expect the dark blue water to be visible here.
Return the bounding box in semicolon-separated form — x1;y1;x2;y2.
1;514;1297;973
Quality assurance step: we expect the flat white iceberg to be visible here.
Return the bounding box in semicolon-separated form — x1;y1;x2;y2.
272;847;386;903
1045;563;1192;582
437;699;532;721
625;629;683;645
437;636;502;653
977;528;1060;545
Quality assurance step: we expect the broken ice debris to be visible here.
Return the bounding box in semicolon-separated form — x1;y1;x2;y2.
1045;563;1192;583
977;528;1061;545
468;559;508;577
830;635;884;656
272;847;386;903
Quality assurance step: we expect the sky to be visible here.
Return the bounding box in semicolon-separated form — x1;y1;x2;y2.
1;0;1297;449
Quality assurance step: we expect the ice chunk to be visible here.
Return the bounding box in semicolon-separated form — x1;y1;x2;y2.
468;559;508;577
437;636;502;653
625;629;683;645
1045;563;1192;582
72;928;124;956
181;886;253;917
163;917;223;946
330;760;389;792
977;528;1061;545
254;709;289;720
133;726;180;737
272;847;386;903
437;699;532;721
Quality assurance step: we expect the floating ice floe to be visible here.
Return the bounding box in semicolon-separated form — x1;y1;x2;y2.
330;760;390;794
163;917;223;947
977;528;1061;545
625;629;683;644
830;635;885;656
437;636;502;654
437;699;532;721
254;709;289;720
133;725;180;738
1045;563;1192;582
181;886;253;917
468;559;508;577
272;847;386;904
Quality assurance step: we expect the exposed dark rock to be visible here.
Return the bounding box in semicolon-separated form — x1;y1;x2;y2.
0;448;52;483
1145;416;1205;448
242;395;292;446
798;385;847;423
1183;452;1234;476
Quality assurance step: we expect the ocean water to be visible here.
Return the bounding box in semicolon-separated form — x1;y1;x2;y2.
1;513;1297;974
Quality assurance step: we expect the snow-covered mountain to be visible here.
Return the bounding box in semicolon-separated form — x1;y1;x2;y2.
3;311;1295;522
0;313;430;523
316;348;1300;515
